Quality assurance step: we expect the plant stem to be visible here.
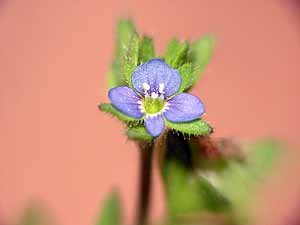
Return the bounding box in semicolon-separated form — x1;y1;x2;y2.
135;141;154;225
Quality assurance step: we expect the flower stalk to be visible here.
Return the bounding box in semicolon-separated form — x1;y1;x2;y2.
135;141;154;225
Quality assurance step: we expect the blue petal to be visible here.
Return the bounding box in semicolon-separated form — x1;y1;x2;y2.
131;58;181;97
144;115;165;137
108;86;143;119
164;93;205;122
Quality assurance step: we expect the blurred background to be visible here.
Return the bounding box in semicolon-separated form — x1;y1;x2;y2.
0;0;300;225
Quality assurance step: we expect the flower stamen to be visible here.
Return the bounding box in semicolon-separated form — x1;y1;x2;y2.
142;82;150;96
151;92;159;99
159;83;165;94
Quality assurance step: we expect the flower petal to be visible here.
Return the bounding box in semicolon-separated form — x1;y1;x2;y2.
108;86;143;119
164;93;205;122
144;115;165;137
131;58;181;97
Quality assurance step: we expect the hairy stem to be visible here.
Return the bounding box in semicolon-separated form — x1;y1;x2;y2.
135;141;154;225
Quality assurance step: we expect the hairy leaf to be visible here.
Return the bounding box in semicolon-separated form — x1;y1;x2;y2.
164;38;179;65
165;119;213;136
122;32;140;87
108;20;138;88
139;36;155;63
172;41;189;68
126;126;153;141
99;103;137;122
165;39;189;68
188;36;214;87
178;63;193;92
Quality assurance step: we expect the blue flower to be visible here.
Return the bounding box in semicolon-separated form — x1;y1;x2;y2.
108;59;205;137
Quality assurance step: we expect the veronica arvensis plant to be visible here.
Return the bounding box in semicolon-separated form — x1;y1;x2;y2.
97;20;281;225
98;19;214;225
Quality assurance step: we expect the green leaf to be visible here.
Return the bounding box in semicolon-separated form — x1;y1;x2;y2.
163;162;229;219
246;139;281;177
126;126;153;141
204;139;281;223
165;119;213;136
18;203;51;225
107;66;122;90
139;36;155;63
122;32;140;87
164;38;179;65
96;191;122;225
164;162;203;217
165;39;189;68
178;63;193;92
217;139;281;205
188;36;214;87
115;20;136;57
108;20;138;88
99;103;137;122
196;176;231;212
172;41;189;68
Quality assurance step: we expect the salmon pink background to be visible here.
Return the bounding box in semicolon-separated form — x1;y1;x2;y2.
1;1;300;225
